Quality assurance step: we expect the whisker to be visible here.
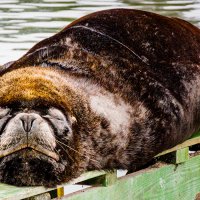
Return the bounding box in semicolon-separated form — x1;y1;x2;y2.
56;141;75;162
55;138;99;164
54;147;64;162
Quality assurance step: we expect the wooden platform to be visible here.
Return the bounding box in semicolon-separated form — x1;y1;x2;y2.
1;132;200;200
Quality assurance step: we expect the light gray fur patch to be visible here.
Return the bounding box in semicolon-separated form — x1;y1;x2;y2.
59;75;149;137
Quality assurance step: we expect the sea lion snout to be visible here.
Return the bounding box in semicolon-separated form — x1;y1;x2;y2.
0;112;58;160
19;113;37;132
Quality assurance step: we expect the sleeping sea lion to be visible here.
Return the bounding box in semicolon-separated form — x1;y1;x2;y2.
0;9;200;187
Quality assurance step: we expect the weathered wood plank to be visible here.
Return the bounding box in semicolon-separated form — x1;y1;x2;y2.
175;147;189;164
160;147;190;164
0;184;52;200
102;170;117;187
61;155;200;200
156;131;200;157
0;171;106;200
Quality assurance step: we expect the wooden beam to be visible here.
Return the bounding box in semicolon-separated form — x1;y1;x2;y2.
61;155;200;200
0;171;106;200
156;131;200;157
175;147;189;164
102;170;117;186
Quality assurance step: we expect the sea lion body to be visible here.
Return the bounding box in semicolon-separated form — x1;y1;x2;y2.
0;9;200;186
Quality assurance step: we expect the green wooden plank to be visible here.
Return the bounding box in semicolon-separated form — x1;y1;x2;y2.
0;171;106;200
157;147;190;164
175;147;189;164
102;170;117;187
61;155;200;200
0;184;52;200
69;171;106;184
156;132;200;157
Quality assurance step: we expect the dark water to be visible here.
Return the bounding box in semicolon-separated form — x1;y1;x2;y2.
0;0;200;64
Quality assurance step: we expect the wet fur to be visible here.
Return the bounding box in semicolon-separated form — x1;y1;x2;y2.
0;9;200;186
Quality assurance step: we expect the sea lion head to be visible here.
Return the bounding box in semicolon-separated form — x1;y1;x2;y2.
0;67;96;187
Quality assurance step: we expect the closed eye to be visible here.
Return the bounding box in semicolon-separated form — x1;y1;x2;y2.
43;115;63;121
0;115;13;134
0;108;11;118
55;117;63;121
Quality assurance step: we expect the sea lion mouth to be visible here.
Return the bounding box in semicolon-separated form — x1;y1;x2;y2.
0;147;66;187
0;144;59;161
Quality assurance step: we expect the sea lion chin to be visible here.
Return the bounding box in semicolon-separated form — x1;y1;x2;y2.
0;9;200;187
0;149;66;186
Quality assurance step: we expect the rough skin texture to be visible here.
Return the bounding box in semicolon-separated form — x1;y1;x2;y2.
0;9;200;186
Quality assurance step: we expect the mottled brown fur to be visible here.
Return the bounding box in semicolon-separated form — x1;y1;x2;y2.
0;9;200;186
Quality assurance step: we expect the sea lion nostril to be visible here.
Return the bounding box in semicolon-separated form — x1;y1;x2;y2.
19;114;36;132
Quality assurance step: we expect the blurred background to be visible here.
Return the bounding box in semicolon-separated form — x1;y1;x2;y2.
0;0;200;64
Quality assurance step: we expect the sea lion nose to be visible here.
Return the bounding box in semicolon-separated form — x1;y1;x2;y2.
19;114;36;132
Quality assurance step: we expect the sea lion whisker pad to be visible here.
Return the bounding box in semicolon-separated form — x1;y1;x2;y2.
0;9;200;187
